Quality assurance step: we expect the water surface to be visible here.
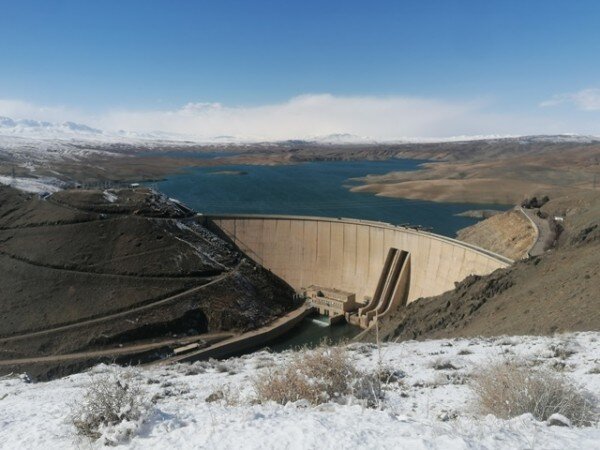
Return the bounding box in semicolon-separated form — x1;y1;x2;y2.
266;316;362;352
155;158;505;236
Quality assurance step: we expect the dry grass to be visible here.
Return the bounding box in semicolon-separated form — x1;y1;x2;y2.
71;371;151;442
431;358;459;370
254;345;382;407
471;358;597;426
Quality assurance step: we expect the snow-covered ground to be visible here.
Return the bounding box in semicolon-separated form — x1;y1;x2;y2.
0;175;63;194
0;333;599;449
103;190;118;203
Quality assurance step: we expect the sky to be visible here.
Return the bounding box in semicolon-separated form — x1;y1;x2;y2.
0;0;599;140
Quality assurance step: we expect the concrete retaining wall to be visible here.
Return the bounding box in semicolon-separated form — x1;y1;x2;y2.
206;215;512;304
161;305;313;363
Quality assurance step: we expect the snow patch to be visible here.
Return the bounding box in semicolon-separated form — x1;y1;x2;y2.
103;190;118;203
0;175;62;194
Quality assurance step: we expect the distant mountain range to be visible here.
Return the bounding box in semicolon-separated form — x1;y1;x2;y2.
0;115;598;145
0;116;103;136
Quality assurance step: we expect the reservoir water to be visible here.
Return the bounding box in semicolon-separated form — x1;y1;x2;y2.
154;158;505;350
155;158;504;237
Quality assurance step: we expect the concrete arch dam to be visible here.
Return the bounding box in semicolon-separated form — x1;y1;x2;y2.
204;215;512;325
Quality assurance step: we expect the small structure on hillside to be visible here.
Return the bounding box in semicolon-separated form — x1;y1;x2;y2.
306;285;358;324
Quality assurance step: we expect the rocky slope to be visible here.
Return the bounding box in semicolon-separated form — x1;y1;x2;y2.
0;186;294;368
456;208;535;260
361;191;600;342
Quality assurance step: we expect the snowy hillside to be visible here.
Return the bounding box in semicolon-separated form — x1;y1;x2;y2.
310;133;380;144
0;116;190;142
0;116;200;164
0;333;598;449
0;175;63;194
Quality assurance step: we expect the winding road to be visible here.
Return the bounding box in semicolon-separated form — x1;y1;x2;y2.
0;332;234;367
517;207;551;257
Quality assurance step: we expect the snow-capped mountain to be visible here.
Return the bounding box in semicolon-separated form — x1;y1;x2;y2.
517;134;600;144
0;116;198;143
0;115;598;151
310;133;381;144
0;116;189;164
0;116;104;137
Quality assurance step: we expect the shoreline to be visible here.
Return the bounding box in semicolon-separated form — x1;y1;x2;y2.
4;137;598;206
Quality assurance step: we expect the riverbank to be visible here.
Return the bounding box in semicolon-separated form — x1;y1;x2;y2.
350;175;585;205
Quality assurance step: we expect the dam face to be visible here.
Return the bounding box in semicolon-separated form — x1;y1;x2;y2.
206;215;512;305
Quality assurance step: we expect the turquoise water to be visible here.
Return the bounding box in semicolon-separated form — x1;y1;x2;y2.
155;158;505;237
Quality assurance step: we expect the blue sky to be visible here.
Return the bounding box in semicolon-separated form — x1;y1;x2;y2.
0;0;599;139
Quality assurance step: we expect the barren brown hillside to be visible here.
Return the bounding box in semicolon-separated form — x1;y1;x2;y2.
0;186;294;367
349;142;600;204
456;209;536;260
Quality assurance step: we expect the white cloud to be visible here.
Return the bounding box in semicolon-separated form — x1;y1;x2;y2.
0;99;76;122
96;94;493;141
0;93;598;142
540;88;600;111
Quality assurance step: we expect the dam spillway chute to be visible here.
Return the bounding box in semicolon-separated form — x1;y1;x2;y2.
347;248;411;329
